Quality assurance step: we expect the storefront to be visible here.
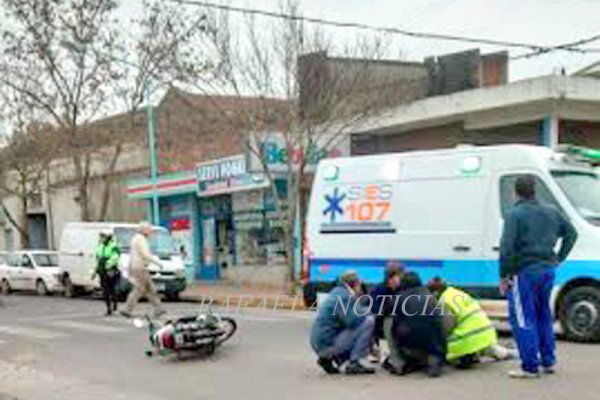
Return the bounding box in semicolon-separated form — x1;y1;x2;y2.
127;172;198;281
126;155;287;282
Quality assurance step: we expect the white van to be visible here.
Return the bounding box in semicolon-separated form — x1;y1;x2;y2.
305;144;600;342
59;222;186;300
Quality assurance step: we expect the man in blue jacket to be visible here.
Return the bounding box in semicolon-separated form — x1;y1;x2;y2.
310;270;375;375
500;175;578;379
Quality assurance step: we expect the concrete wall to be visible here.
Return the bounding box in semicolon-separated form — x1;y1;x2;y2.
221;264;289;290
0;144;149;251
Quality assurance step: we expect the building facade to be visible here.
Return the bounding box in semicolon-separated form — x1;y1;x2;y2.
350;75;600;155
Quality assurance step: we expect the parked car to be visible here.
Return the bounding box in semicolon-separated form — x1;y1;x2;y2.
0;250;62;295
59;222;186;300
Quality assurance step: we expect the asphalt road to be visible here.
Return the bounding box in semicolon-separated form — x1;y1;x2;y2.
1;295;600;400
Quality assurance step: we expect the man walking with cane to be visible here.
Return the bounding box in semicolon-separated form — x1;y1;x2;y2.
500;176;577;378
121;222;166;318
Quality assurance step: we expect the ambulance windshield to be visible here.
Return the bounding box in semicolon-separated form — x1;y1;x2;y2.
552;171;600;225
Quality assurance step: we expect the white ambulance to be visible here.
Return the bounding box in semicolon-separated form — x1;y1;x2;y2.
59;222;186;300
305;144;600;342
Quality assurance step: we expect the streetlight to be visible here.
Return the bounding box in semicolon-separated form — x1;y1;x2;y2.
144;82;160;226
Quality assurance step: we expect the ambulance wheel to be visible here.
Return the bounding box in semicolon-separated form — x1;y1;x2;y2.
560;286;600;343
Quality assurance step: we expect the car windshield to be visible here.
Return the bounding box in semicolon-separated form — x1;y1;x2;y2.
552;171;600;225
32;254;59;267
115;227;175;257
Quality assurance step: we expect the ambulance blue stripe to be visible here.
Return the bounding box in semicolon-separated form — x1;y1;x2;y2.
308;258;600;287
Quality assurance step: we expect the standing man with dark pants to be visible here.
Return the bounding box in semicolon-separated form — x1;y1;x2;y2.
500;176;578;378
93;230;121;316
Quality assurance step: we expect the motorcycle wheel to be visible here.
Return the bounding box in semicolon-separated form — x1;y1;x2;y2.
215;317;237;346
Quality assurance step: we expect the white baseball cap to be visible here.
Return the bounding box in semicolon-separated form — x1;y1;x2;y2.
100;228;112;237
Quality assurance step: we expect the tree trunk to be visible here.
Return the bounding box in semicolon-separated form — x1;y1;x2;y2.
45;169;55;249
285;170;299;285
72;154;92;221
0;200;28;247
98;144;123;221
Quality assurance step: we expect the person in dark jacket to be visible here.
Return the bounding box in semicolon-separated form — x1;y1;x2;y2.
310;270;376;375
369;262;404;372
390;271;446;378
500;175;577;379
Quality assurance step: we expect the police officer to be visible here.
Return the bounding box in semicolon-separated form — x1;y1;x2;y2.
93;230;121;316
500;175;578;378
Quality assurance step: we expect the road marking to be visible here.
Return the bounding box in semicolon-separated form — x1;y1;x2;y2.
0;326;66;340
48;320;127;334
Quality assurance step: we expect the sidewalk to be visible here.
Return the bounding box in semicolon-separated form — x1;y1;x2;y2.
180;281;307;311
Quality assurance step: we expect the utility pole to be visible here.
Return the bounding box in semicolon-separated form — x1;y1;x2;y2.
145;82;160;226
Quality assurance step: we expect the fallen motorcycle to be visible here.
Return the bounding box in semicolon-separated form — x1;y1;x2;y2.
134;309;237;358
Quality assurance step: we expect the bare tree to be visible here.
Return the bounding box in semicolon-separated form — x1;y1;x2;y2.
193;1;415;286
0;0;122;221
86;0;212;221
0;0;212;222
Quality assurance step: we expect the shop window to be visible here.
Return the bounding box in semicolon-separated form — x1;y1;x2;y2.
234;212;287;266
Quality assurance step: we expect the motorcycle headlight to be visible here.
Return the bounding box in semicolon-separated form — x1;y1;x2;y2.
196;315;207;328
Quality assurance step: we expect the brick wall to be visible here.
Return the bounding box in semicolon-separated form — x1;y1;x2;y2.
560;120;600;147
156;89;288;173
157;91;246;173
351;121;540;155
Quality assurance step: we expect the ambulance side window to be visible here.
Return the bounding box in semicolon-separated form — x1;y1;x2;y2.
499;175;561;219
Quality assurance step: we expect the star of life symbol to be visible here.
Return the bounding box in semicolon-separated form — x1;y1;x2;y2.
323;188;346;223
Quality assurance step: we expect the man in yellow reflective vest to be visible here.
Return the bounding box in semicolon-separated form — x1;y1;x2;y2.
428;277;518;368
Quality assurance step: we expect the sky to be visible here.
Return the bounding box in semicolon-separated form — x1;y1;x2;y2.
152;0;600;80
2;0;600;136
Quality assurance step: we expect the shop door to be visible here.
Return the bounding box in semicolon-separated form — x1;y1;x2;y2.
199;218;219;280
27;214;48;249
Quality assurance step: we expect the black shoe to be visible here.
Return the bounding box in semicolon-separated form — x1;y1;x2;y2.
317;357;340;374
345;361;376;375
382;358;404;376
401;362;423;376
119;310;132;319
105;310;112;316
427;362;443;378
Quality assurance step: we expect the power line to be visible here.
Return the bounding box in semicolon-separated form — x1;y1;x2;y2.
167;0;600;56
512;33;600;60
